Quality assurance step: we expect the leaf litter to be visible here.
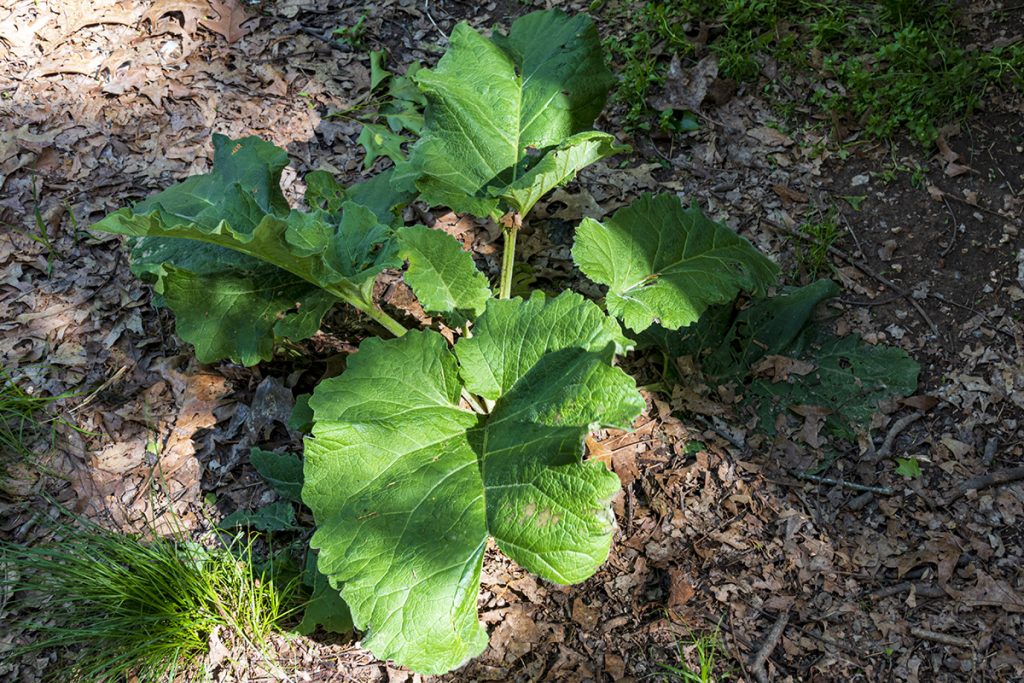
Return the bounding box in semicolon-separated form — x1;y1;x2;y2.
1;0;1022;681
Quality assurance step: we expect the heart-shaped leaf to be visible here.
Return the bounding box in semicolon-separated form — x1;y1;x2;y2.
302;291;644;673
573;192;779;332
409;10;626;220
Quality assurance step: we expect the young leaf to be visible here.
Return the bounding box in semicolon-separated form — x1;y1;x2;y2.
895;457;922;479
573;193;779;332
303;291;644;674
92;135;402;365
409;10;625;219
219;501;298;532
249;447;303;503
357;123;408;169
296;553;353;636
396;226;491;325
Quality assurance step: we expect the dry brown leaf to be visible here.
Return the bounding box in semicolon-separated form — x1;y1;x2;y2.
952;570;1024;613
890;537;961;584
200;0;253;43
143;0;209;37
747;125;793;147
900;395;939;412
648;54;718;113
603;653;626;681
940;437;972;458
667;567;696;611
751;355;816;382
772;184;808;203
571;597;601;630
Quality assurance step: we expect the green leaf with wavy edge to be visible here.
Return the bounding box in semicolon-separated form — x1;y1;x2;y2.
302;291;644;673
296;551;354;636
640;279;841;380
396;226;491;326
573;192;779;333
219;501;297;532
306;168;416;227
155;264;337;365
747;333;919;439
249;447;303;503
92;135;402;365
409;10;624;220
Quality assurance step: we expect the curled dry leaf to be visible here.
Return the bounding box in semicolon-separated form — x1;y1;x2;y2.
648;54;719;113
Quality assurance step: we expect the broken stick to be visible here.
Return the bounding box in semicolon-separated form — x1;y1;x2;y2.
751;612;790;683
941;466;1024;505
910;627;972;649
789;470;894;495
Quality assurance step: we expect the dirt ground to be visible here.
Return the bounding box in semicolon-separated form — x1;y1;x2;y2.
1;0;1022;681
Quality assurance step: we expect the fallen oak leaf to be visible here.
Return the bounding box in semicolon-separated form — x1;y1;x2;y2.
950;570;1024;613
791;404;831;449
143;0;209;37
200;0;253;43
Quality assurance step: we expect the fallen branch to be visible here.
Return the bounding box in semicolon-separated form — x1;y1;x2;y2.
789;470;895;495
760;218;940;337
750;612;789;683
875;412;923;460
941;466;1024;505
870;582;947;600
910;627;973;649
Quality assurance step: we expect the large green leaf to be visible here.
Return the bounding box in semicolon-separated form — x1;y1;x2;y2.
303;291;643;673
573;193;779;333
306;168;417;227
156;263;337;365
641;279;840;380
92;135;402;365
396;226;491;325
409;10;625;220
748;333;919;439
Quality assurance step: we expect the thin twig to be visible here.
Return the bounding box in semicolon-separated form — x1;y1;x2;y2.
788;470;895;495
910;627;973;649
870;582;947;600
874;412;923;460
70;365;129;414
931;187;1006;218
928;292;1017;339
750;612;789;683
761;218;940;337
839;211;865;258
939;195;960;258
941;466;1024;505
423;0;449;41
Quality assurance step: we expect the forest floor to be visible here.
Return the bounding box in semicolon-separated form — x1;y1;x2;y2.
1;0;1022;681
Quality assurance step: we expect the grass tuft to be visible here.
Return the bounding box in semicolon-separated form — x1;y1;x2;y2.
0;369;70;485
795;208;840;279
0;514;303;682
600;0;1024;144
658;626;727;682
